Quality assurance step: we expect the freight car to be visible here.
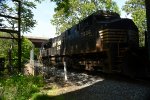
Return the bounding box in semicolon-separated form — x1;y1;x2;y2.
41;10;149;77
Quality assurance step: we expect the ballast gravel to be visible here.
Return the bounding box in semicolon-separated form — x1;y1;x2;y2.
42;67;150;100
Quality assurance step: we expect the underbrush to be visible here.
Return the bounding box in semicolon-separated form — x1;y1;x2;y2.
31;93;64;100
0;74;44;100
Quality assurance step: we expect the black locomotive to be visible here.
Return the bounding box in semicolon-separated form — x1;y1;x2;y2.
41;10;149;77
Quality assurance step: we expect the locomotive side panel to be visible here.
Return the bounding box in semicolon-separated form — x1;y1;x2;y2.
65;15;102;55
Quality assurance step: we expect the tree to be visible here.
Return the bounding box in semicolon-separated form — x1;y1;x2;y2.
0;0;44;33
122;0;146;46
0;33;13;58
0;32;33;68
51;0;120;35
0;0;45;70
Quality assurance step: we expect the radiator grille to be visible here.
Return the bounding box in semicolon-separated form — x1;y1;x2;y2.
99;29;127;43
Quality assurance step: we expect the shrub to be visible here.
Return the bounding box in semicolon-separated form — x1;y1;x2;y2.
0;74;44;100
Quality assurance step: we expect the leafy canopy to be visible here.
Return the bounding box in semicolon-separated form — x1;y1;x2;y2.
122;0;146;46
0;0;44;33
51;0;120;35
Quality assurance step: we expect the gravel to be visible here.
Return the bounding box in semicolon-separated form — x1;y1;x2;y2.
43;67;103;86
41;66;150;100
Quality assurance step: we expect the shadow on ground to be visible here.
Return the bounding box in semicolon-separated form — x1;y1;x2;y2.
32;78;150;100
31;93;64;100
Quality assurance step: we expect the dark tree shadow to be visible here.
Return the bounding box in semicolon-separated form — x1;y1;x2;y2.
32;78;150;100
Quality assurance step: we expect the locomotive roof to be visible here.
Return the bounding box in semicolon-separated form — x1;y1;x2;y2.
107;18;138;31
61;10;121;33
56;10;138;38
86;10;120;20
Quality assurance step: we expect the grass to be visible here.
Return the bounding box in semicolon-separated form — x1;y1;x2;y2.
31;93;65;100
0;74;44;100
30;83;65;100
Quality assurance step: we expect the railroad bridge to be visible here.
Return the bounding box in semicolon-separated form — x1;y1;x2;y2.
26;36;48;48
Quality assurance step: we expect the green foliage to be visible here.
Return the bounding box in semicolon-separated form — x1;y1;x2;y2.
51;0;120;35
31;93;51;100
0;33;13;58
22;37;33;63
0;33;33;68
0;0;44;33
21;1;37;33
11;37;33;67
122;0;146;46
31;93;65;100
0;74;44;100
34;48;40;60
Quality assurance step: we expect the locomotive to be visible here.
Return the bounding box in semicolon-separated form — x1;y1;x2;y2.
41;10;149;77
